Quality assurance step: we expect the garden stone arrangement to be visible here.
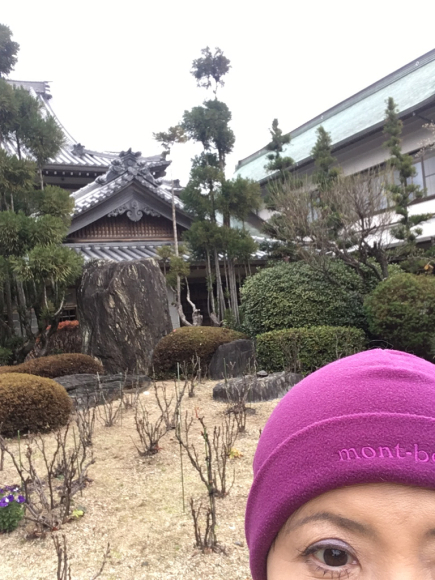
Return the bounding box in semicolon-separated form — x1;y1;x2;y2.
77;258;173;374
213;370;303;403
54;373;151;407
208;339;256;380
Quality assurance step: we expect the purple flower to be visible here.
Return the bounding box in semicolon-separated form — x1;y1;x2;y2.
16;495;25;504
0;498;10;507
6;494;14;502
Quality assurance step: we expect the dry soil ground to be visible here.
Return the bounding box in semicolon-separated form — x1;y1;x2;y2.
0;380;279;580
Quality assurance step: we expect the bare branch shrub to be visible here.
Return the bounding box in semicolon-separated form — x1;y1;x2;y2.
225;375;253;434
122;386;141;411
154;384;175;430
181;355;201;398
53;535;110;580
176;409;239;551
0;423;94;531
189;497;216;552
53;535;71;580
132;399;168;456
97;388;122;427
212;414;238;496
74;396;96;448
268;170;394;280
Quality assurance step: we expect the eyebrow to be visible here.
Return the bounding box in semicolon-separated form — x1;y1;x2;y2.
285;511;377;538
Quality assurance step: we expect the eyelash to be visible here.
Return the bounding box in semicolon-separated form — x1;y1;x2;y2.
301;542;356;579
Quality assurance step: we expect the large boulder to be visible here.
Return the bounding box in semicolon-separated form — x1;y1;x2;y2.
77;259;172;373
209;339;255;380
213;371;303;403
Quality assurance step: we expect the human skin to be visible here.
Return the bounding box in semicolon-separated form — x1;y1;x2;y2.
266;483;435;579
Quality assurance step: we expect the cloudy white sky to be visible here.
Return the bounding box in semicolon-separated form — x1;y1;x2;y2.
3;0;435;184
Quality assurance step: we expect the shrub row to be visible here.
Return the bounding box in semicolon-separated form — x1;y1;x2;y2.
152;326;246;377
0;353;103;378
256;326;367;375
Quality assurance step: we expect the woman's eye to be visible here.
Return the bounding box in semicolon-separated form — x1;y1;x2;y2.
313;547;352;567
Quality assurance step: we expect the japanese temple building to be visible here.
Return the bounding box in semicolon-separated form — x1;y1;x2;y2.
4;48;435;328
3;80;266;328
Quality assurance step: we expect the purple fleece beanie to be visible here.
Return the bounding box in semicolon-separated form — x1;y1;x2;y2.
246;349;435;580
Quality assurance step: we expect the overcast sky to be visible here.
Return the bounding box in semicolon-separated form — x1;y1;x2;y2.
2;0;435;184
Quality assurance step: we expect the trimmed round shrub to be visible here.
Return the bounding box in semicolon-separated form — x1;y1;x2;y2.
0;353;103;378
152;326;246;376
240;261;369;336
256;326;366;375
364;273;435;360
0;373;72;435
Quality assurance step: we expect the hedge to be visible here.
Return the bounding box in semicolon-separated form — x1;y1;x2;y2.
0;353;104;378
152;326;246;377
256;326;367;375
365;273;435;360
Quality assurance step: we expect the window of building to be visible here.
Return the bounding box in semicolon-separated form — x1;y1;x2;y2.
59;307;77;322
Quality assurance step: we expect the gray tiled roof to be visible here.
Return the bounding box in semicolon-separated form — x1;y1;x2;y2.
3;80;169;172
71;149;182;216
64;242;170;262
234;49;435;183
65;239;268;263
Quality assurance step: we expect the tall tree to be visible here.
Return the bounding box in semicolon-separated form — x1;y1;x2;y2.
383;97;432;245
191;47;231;96
264;118;294;180
0;28;82;363
311;125;340;192
153;128;200;326
156;48;260;325
0;24;19;77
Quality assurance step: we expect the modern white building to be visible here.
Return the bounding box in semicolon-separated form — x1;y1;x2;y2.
234;49;435;242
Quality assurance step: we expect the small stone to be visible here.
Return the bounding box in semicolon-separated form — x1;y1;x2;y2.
234;541;244;547
141;561;149;567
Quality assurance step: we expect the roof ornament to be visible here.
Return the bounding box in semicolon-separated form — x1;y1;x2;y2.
107;199;161;221
72;143;86;157
97;148;155;184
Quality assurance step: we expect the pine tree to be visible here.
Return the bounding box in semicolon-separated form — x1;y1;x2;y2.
0;24;19;77
264;119;294;179
156;48;260;325
384;97;432;245
311;126;340;192
0;29;82;363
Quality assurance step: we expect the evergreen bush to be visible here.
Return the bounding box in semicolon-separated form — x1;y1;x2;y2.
240;261;369;336
364;273;435;360
152;326;246;377
0;353;103;378
256;326;366;375
0;373;72;435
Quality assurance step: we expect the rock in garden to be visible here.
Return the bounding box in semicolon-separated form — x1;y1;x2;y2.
213;371;303;403
208;339;255;380
54;373;150;407
77;259;172;374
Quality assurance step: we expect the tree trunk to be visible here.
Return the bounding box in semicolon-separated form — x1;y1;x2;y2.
227;258;240;324
214;248;225;320
172;180;200;326
4;279;14;339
